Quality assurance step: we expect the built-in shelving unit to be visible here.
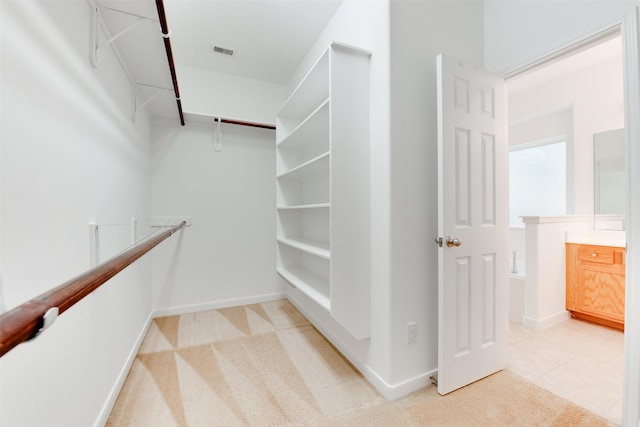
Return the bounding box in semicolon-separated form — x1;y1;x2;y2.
276;42;371;339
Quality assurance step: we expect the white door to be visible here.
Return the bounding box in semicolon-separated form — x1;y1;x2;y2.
436;54;508;395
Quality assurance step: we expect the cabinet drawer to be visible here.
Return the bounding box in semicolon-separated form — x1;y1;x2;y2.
578;246;616;264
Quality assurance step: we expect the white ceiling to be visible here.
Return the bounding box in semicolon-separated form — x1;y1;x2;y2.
97;0;341;120
163;0;342;85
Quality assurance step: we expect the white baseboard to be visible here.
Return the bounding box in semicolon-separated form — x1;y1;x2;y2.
152;292;287;317
523;310;570;330
286;292;433;401
94;312;154;427
371;368;435;401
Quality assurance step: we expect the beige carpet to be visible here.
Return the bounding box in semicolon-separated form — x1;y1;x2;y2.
107;300;615;426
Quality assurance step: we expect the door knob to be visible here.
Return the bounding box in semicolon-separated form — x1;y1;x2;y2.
446;236;462;247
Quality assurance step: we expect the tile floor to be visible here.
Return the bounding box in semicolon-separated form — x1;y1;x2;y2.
507;318;624;425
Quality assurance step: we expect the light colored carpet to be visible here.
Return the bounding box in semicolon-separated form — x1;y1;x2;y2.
107;299;615;426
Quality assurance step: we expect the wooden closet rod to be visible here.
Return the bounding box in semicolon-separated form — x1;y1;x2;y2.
215;117;276;130
154;1;276;132
0;221;187;358
155;0;185;126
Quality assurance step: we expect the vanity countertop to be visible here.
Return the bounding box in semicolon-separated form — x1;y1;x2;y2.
565;230;626;248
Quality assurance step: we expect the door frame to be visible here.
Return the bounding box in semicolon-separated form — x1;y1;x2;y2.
500;8;640;426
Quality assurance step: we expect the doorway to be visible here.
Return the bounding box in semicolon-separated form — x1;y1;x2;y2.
505;34;625;423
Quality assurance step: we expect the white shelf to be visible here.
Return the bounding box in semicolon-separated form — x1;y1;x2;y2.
277;152;329;180
276;172;329;206
277;99;330;147
279;50;329;120
277;237;330;259
277;267;330;311
277;207;329;245
277;203;330;210
276;100;330;174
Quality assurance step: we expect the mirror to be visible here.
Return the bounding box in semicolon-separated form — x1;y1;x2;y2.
594;128;625;230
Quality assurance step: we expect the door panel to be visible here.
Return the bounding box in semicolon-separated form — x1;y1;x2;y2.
437;54;508;395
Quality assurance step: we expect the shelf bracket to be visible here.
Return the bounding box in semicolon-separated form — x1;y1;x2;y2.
90;5;160;68
132;83;173;122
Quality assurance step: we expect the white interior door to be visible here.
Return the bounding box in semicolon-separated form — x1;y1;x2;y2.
436;54;508;395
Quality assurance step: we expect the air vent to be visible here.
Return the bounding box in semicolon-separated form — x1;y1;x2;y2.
212;45;235;56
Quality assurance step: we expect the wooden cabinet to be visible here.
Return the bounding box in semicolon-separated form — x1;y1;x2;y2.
566;243;625;329
276;42;371;339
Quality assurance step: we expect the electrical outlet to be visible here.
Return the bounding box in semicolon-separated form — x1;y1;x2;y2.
407;322;417;344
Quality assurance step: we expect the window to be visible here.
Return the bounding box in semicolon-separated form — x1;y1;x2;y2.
509;139;566;226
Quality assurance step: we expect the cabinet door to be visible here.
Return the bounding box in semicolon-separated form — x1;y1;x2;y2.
576;256;625;324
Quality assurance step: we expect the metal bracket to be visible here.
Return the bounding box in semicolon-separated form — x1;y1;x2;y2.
89;219;142;266
27;307;59;341
90;5;159;68
89;223;99;267
430;374;438;386
132;83;173;122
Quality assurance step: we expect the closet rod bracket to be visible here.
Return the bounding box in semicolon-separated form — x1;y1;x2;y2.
90;5;160;68
26;307;59;341
132;83;173;122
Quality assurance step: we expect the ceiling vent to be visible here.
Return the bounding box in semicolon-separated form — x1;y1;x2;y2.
212;45;235;56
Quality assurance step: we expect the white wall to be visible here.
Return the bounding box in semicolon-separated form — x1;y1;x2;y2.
522;216;590;330
389;0;485;385
509;109;575;211
484;0;639;73
0;1;153;425
509;56;624;219
510;108;573;146
150;117;281;314
176;64;287;125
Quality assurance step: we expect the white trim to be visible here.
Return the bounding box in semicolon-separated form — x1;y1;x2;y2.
623;7;640;427
331;40;372;57
152;292;287;317
522;311;570;331
508;105;573;128
286;292;433;401
509;135;566;152
375;370;435;401
521;215;591;225
502;14;624;79
94;312;154;427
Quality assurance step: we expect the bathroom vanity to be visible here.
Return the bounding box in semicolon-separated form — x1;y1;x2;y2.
563;129;627;330
565;242;625;330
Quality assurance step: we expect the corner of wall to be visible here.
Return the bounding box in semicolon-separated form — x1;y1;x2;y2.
94;312;154;427
388;0;484;386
